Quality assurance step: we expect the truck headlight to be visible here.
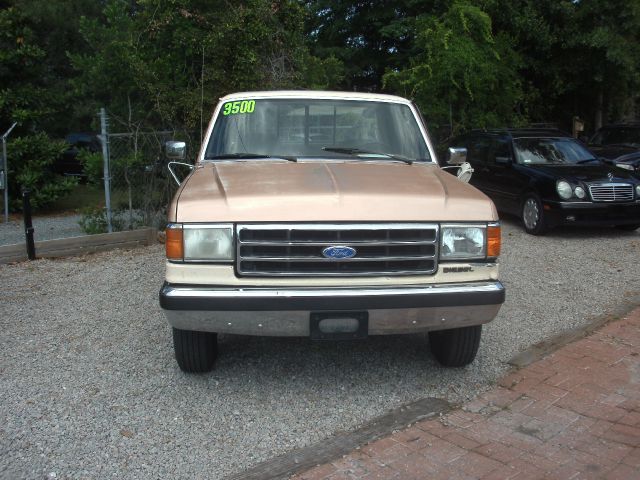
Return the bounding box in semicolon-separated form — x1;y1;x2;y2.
183;224;234;261
166;223;234;262
440;225;486;259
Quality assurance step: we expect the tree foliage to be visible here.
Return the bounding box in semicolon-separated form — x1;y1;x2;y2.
308;0;640;135
482;0;640;129
384;2;523;135
6;133;77;210
70;0;342;138
0;6;50;128
0;3;85;209
1;0;640;212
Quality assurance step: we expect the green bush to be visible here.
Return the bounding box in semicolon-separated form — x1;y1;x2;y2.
77;149;104;185
78;206;124;234
7;133;78;210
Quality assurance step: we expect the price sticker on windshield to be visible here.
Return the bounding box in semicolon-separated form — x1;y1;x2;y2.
222;100;256;116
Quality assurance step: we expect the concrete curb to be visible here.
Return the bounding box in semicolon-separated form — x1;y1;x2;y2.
225;398;450;480
508;295;640;368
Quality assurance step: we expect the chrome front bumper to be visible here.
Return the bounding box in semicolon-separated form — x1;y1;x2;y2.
159;281;505;336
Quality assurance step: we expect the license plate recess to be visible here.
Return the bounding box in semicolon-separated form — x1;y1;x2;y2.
310;311;369;340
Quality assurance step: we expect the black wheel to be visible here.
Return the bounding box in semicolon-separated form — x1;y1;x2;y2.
172;328;218;373
521;194;548;235
616;224;639;231
429;325;482;367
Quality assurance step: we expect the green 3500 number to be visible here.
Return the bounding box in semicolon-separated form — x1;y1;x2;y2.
222;100;255;116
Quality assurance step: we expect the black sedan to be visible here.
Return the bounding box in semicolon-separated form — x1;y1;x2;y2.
54;132;101;177
447;128;640;234
588;123;640;173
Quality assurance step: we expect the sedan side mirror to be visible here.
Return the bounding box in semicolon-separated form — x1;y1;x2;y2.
448;147;467;165
165;141;187;160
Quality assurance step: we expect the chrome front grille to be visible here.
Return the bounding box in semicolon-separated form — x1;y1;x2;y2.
236;223;439;276
588;183;634;202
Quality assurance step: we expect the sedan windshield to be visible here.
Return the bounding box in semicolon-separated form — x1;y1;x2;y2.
205;98;431;162
513;137;597;165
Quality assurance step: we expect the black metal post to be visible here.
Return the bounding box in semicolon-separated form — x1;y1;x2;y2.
22;188;36;260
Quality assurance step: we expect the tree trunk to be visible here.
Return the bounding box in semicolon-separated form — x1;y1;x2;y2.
595;89;604;131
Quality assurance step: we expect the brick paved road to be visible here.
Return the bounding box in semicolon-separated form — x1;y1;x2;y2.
293;308;640;479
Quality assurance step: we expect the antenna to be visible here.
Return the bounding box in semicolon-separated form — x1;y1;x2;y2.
200;45;205;147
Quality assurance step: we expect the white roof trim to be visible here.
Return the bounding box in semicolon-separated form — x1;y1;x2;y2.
219;90;413;105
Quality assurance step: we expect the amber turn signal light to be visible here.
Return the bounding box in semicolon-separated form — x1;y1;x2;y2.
165;224;184;260
487;224;501;258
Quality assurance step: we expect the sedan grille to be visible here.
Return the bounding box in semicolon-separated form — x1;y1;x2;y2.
588;183;634;202
236;223;439;276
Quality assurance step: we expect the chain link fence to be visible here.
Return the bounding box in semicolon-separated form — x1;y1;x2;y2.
74;108;196;235
105;130;177;231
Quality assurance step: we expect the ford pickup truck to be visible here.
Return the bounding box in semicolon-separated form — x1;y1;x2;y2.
159;91;505;373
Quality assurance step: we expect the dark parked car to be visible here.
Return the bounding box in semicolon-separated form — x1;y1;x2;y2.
446;128;640;234
588;123;640;173
55;133;101;177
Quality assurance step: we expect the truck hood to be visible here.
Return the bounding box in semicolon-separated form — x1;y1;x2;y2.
171;161;497;223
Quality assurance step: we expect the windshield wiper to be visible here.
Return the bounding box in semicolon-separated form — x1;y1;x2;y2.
607;142;640;148
321;147;414;165
576;158;601;164
205;153;297;162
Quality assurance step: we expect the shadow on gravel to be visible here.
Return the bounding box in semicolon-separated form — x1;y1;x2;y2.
196;333;442;386
162;330;473;414
219;332;430;362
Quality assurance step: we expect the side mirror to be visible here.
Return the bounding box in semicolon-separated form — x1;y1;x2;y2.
456;162;474;183
495;156;513;165
447;147;467;165
165;141;187;160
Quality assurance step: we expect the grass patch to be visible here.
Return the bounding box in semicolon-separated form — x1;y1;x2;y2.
42;184;128;215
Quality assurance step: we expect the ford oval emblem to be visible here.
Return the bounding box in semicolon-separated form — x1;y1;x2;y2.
322;246;357;260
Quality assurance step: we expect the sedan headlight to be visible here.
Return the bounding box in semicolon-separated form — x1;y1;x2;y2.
556;180;573;200
636;185;640;197
440;225;486;259
166;223;234;262
574;186;586;199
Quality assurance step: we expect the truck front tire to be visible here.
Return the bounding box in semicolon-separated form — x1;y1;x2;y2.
172;327;218;373
428;325;482;367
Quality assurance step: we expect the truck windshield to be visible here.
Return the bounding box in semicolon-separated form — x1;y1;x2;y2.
205;98;431;162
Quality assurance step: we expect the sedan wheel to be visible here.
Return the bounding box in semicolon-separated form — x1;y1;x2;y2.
522;195;547;235
616;224;639;232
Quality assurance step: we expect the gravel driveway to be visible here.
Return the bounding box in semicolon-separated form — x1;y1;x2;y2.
0;214;84;246
1;219;639;479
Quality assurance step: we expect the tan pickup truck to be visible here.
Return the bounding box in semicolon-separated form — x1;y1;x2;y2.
159;91;505;373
